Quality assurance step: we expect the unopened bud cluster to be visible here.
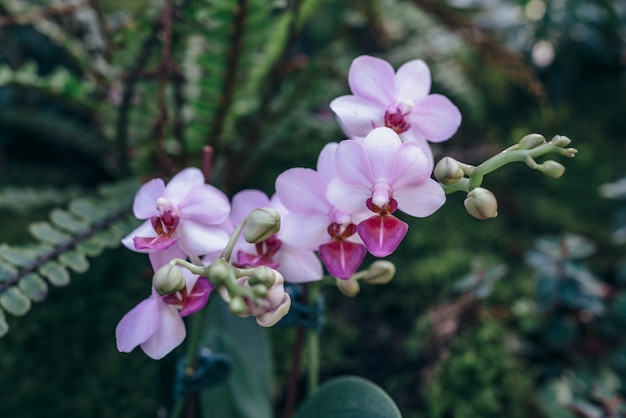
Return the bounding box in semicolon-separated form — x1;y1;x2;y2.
337;260;397;297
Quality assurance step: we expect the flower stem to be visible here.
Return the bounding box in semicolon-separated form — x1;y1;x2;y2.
305;281;321;397
442;138;577;195
222;218;247;262
169;309;207;418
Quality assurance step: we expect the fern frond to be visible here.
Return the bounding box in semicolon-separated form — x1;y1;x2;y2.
0;186;82;213
0;178;140;336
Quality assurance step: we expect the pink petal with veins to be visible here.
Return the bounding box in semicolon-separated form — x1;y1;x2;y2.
319;240;367;280
357;215;408;257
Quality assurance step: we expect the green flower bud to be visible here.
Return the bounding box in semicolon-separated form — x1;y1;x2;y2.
464;187;498;220
434;157;465;185
550;135;571;147
247;265;277;287
229;296;248;315
363;260;396;284
251;284;269;298
244;207;281;243
153;263;186;296
539;160;566;179
205;258;231;285
518;133;546;149
336;277;360;297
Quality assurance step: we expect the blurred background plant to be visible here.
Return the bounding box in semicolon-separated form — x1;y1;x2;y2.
0;0;624;417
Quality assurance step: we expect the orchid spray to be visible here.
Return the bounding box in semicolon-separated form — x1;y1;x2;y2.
114;55;577;417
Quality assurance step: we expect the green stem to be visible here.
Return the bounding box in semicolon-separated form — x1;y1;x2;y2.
442;139;577;194
306;281;321;397
169;308;208;418
222;218;247;262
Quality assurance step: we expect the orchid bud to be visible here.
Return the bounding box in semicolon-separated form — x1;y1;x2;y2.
153;263;186;296
434;157;465;185
248;265;277;287
205;258;231;285
256;295;291;327
336;277;360;297
363;260;396;284
244;207;281;243
550;135;571;147
538;160;566;179
464;187;498;220
518;133;546;149
229;296;248;315
251;284;269;298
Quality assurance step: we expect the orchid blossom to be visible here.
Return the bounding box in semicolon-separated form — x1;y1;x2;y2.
326;127;446;257
329;55;461;159
121;167;231;269
230;189;323;283
276;143;367;279
115;270;213;360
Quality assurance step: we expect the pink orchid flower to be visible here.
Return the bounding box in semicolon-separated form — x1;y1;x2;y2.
115;270;213;359
329;55;461;157
275;143;367;280
230;189;323;283
122;167;231;269
326;127;446;257
235;269;291;327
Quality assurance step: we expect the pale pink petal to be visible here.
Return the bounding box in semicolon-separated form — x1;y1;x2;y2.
148;246;186;271
394;179;446;217
231;190;270;225
116;295;159;353
275;168;329;215
326;178;371;215
397;130;434;163
164;167;205;203
334;139;374;187
409;94;462;143
140;299;186;360
274;245;323;283
362;127;402;183
178;221;230;256
179;184;230;224
394;59;431;103
316;142;338;184
330;95;383;138
348;55;395;106
279;212;329;250
121;220;155;252
389;142;433;190
133;179;164;219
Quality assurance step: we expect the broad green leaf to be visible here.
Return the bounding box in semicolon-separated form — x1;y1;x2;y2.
76;236;105;257
18;273;48;302
28;222;72;245
69;199;105;223
0;260;18;283
39;261;70;287
293;376;402;418
0;308;8;337
59;249;89;273
200;298;273;418
0;244;36;267
0;286;32;316
50;208;90;234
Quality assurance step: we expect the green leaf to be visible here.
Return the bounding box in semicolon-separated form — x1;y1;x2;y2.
200;298;273;418
28;222;72;245
69;199;104;223
18;273;48;302
76;236;105;257
0;260;18;283
0;286;32;316
293;376;402;418
59;250;89;273
50;208;90;234
0;308;8;337
39;261;70;287
0;244;36;267
94;229;122;248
